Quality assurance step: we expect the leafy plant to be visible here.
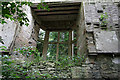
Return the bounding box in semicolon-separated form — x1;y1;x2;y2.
0;46;7;51
48;54;85;69
14;46;40;58
99;12;108;29
2;46;85;79
1;2;32;26
1;1;49;26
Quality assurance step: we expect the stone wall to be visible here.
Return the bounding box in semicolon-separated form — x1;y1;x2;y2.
0;19;17;49
84;2;119;54
82;2;120;79
0;1;120;79
118;2;120;52
13;54;119;78
0;5;40;50
76;3;87;56
14;5;41;49
71;54;120;79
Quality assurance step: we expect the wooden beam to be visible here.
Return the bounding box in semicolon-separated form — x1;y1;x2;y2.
34;6;79;12
42;31;50;60
36;11;79;16
48;41;68;44
31;8;47;31
37;13;78;16
38;15;77;21
56;32;60;61
68;30;72;56
46;28;73;31
31;3;81;8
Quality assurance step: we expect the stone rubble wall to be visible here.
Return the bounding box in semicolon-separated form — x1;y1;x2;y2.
71;54;120;79
81;2;120;79
13;54;119;78
84;2;119;54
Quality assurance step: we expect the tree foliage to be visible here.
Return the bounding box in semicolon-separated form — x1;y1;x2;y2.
0;1;49;26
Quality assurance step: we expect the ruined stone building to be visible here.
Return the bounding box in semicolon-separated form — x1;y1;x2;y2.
0;1;120;78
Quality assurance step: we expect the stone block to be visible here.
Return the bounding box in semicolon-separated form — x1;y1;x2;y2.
88;44;96;53
46;62;55;67
47;68;55;71
96;3;103;11
49;71;55;74
94;31;119;53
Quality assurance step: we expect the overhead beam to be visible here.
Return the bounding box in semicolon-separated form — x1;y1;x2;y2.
31;8;47;31
46;28;73;31
31;3;81;8
38;13;78;16
48;41;68;44
33;6;79;12
38;14;77;21
36;10;79;16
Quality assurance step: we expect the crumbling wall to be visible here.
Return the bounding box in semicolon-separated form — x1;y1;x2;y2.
71;54;120;79
0;19;17;49
84;2;119;54
76;3;87;55
78;2;120;79
0;5;40;50
13;5;39;49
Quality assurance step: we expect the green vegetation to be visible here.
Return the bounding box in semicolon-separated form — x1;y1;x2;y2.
1;1;49;26
99;12;108;30
1;46;85;78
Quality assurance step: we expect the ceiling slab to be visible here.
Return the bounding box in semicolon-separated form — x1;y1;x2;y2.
31;2;81;31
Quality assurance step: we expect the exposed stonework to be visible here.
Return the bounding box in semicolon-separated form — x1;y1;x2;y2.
95;31;118;53
0;19;17;49
76;3;87;55
0;5;40;50
0;1;120;79
10;53;120;78
84;2;120;54
72;54;120;79
14;5;40;49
